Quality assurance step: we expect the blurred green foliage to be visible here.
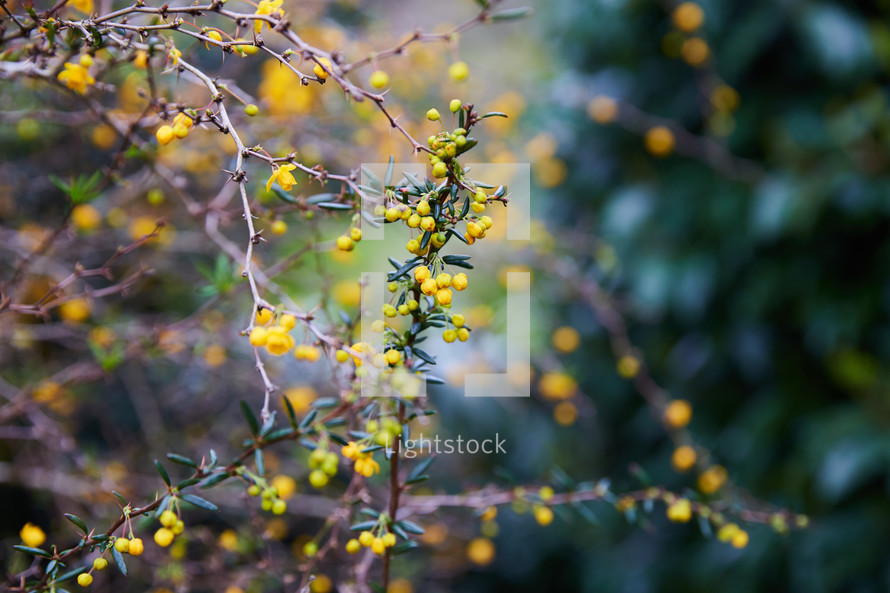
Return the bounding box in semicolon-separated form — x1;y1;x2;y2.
443;0;890;591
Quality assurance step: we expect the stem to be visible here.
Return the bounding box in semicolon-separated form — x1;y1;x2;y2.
381;402;405;591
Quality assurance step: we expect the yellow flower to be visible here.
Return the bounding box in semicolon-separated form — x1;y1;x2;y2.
265;325;295;356
534;505;554;526
671;445;697;473
283;385;317;415
644;126;675;157
538;372;577;401
616;354;640;378
71;204;102;231
449;61;470;82
218;529;239;551
466;537;495;565
698;465;728;494
271;475;297;500
553;401;578;425
69;0;93;13
266;163;297;192
313;58;332;80
587;96;618;124
666;499;692;523
169;47;181;65
254;0;283;33
57;62;95;94
133;51;148;69
354;455;379;477
664;399;693;429
204;29;223;49
59;298;91;323
551;326;580;353
20;523;46;547
672;2;704;32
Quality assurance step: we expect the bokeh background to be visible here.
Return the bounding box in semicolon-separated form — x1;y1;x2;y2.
3;0;890;592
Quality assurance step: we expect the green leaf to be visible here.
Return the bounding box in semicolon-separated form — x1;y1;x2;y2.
53;566;86;584
446;228;470;244
459;197;471;219
283;395;298;428
255;449;265;476
390;540;420;555
396;520;425;535
391;523;409;540
572;501;600;524
64;513;88;533
406;457;435;483
412;348;437;366
550;465;575;489
311;397;338;409
442;254;471;263
154;460;171;487
480;111;509;119
419;230;432;250
111;491;127;505
240;401;259;435
317;202;353;210
181;494;219;511
13;545;51;558
306;192;339;204
349;520;378;531
111;545;127;575
361;166;382;192
488;7;533;21
299;408;318;429
384;156;394;187
198;472;230;489
51;171;103;205
698;514;713;537
387;259;422;281
166;453;198;468
260;411;277;437
265;427;295;440
272;187;299;204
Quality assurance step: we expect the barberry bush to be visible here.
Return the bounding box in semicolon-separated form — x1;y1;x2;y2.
2;0;880;591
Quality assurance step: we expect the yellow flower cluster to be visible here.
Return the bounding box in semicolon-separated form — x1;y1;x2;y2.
57;55;95;94
247;480;288;514
154;509;185;548
249;308;298;356
341;441;380;477
717;522;750;549
253;0;283;33
307;446;339;488
156;113;195;146
366;417;402;446
350;529;397;555
336;226;362;252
